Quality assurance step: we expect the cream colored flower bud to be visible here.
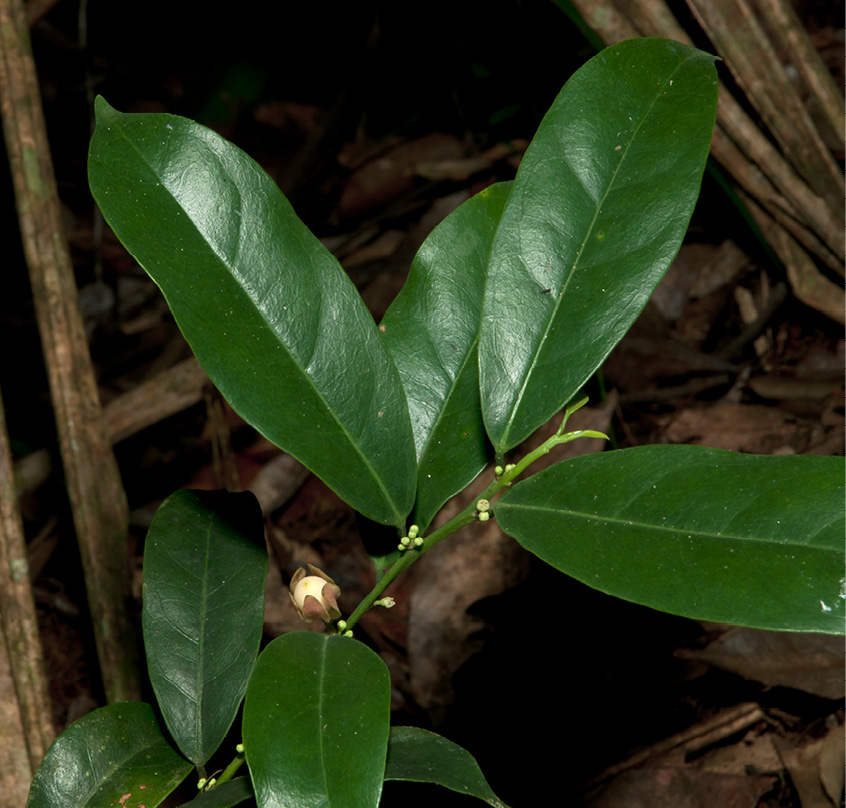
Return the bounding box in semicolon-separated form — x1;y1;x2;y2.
289;564;342;624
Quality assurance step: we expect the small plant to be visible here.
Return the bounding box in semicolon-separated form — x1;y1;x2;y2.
27;38;843;808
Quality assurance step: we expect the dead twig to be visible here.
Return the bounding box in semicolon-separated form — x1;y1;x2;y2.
579;702;768;797
0;388;54;787
0;0;140;703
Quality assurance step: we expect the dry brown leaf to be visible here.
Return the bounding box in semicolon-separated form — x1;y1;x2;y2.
341;229;406;269
819;724;845;806
587;767;773;808
774;730;842;808
661;402;815;454
690;728;782;776
676;628;845;700
339;133;465;219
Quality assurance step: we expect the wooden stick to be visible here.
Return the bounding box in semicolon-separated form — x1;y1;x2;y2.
0;0;140;703
757;0;843;147
579;702;767;795
686;0;842;211
0;389;54;772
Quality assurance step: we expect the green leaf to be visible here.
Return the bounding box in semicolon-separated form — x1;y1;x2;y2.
26;703;191;808
381;183;510;530
385;726;510;808
178;778;253;808
495;446;846;633
88;97;415;528
142;489;267;766
242;632;391;808
479;39;719;452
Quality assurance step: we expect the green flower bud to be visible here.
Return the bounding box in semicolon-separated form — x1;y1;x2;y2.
408;525;419;539
413;536;424;547
478;511;490;522
476;498;490;512
495;465;504;476
197;779;207;790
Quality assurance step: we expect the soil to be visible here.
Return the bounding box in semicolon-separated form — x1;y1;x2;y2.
2;2;843;807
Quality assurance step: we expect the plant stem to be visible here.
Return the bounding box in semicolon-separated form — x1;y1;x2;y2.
215;745;246;786
343;502;479;632
343;399;607;633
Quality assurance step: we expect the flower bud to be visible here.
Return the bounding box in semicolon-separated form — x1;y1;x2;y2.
289;564;342;624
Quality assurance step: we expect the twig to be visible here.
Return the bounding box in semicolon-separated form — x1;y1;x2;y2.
0;388;54;772
578;702;767;797
685;0;842;211
737;190;844;324
0;0;140;703
757;0;843;147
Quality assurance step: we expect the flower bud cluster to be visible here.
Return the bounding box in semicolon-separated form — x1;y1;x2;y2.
475;498;492;522
398;525;422;552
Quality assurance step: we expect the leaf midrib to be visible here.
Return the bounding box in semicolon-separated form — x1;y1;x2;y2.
498;500;837;550
496;54;699;451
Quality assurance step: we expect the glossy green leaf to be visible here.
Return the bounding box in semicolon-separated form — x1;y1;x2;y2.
88;97;415;528
242;632;391;808
495;446;845;633
381;183;510;530
26;703;191;808
178;778;253;808
385;726;510;807
143;489;267;765
479;39;719;452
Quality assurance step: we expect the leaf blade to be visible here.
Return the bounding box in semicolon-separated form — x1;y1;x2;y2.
479;39;719;451
385;726;510;808
381;183;510;529
26;703;191;808
88;98;415;527
495;446;845;633
243;633;391;808
142;489;267;765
